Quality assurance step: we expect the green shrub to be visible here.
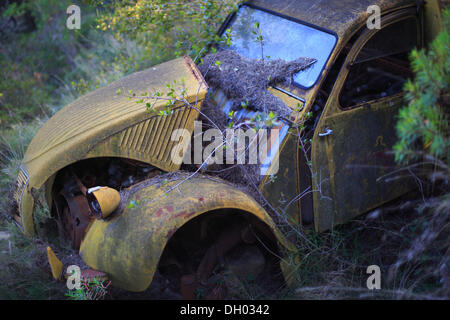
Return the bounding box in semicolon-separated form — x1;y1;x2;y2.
0;0;123;127
87;0;241;63
0;0;81;126
394;9;449;169
0;59;50;125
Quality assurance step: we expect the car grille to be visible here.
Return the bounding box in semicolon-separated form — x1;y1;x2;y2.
13;166;29;216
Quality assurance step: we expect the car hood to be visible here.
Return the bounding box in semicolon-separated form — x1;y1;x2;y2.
15;56;208;235
24;56;207;164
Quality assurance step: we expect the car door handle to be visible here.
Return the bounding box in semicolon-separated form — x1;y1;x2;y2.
318;127;333;137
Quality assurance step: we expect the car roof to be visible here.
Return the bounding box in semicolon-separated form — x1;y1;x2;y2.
248;0;416;39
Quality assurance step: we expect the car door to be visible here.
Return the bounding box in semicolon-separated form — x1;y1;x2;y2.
311;8;421;232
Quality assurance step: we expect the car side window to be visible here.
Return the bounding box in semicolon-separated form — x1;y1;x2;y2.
340;17;419;109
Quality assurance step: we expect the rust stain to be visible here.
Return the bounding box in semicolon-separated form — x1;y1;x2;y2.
155;208;164;217
16;56;209;236
183;55;209;92
155;205;174;217
169;210;197;222
165;226;178;240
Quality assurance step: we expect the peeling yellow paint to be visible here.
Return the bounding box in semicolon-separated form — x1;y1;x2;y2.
80;175;295;292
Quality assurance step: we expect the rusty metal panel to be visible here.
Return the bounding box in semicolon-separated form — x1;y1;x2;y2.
16;56;208;236
79;174;295;292
261;131;301;225
23;57;207;165
85;105;200;172
314;96;416;231
251;0;416;39
311;8;421;232
113;107;198;171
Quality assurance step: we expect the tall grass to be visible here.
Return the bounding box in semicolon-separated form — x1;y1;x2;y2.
0;1;158;299
281;194;449;299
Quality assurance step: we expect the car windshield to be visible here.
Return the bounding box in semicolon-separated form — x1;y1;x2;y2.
226;6;337;89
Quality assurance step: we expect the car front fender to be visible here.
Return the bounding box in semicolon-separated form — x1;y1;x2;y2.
79;173;296;292
13;56;208;236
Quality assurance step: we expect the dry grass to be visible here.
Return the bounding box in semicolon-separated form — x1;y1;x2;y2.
283;193;449;300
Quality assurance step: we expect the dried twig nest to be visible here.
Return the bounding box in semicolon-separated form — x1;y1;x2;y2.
198;50;316;119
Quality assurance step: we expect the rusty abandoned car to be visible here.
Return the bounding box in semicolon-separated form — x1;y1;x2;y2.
10;0;444;296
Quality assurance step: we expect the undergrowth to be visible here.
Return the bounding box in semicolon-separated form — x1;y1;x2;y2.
0;0;162;299
280;194;449;299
